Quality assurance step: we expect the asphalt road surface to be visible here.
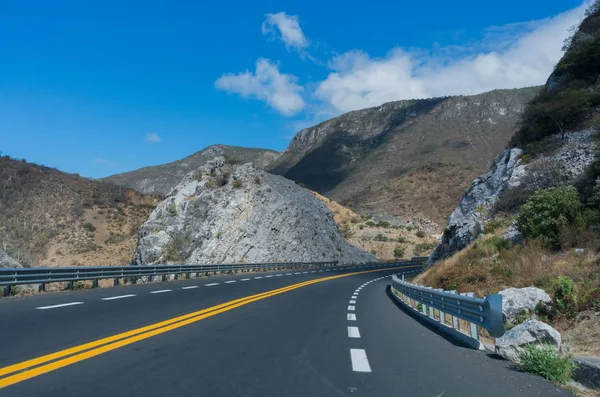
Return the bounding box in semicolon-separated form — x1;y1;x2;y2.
0;263;572;396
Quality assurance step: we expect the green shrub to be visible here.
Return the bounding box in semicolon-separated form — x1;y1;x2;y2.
552;276;578;318
519;344;576;384
414;242;438;256
374;233;389;242
370;249;377;255
232;179;243;189
366;221;376;227
393;246;404;258
415;230;425;238
83;222;96;233
163;233;192;263
377;221;391;228
518;186;584;249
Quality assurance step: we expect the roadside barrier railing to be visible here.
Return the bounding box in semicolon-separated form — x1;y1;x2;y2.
391;274;505;343
0;261;338;296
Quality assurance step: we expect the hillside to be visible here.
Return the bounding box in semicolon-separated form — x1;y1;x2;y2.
133;157;375;265
269;87;540;227
310;191;439;260
421;1;600;363
0;156;159;267
104;144;280;196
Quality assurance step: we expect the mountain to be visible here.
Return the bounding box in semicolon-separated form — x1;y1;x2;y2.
430;1;600;263
133;157;375;265
268;87;540;228
0;155;159;267
104;145;280;196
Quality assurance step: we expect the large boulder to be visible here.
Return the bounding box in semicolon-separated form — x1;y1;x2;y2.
132;157;376;266
499;287;553;324
495;320;561;363
0;252;22;268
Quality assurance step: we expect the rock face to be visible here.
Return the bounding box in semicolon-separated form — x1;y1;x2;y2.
132;158;376;266
105;145;280;195
0;252;22;268
499;287;553;324
428;148;523;263
429;129;597;264
495;320;562;362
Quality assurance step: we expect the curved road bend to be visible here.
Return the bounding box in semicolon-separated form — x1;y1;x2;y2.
0;263;571;396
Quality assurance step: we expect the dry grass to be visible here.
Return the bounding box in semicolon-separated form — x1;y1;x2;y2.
310;191;440;260
416;234;600;356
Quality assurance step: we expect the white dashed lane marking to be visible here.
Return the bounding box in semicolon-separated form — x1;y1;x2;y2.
349;300;356;304
101;294;136;301
350;349;372;373
254;277;263;279
150;289;172;294
348;305;356;311
348;326;361;338
180;286;198;290
241;278;251;281
36;302;84;310
205;283;219;287
224;280;236;284
347;313;357;321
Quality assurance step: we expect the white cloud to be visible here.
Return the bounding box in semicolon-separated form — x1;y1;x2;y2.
214;58;305;116
145;132;161;143
262;12;309;51
315;4;588;114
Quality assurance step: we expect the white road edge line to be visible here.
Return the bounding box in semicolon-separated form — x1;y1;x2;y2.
36;302;84;310
150;289;172;294
350;349;372;373
347;313;357;321
348;326;361;338
101;294;136;301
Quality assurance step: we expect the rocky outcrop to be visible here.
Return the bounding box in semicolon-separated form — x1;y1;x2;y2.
495;320;562;362
105;145;280;195
0;252;22;268
499;287;553;324
428;148;523;263
132;158;376;266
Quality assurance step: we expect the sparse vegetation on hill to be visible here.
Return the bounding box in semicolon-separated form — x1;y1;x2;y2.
0;155;158;267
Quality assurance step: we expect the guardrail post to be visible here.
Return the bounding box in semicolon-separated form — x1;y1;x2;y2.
3;285;11;297
186;272;191;279
114;278;119;286
148;275;153;282
436;289;446;325
174;273;178;280
448;290;459;329
463;292;480;340
67;281;74;290
92;280;99;289
162;275;167;282
39;283;46;292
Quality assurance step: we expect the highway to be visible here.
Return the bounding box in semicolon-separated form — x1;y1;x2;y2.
0;263;572;396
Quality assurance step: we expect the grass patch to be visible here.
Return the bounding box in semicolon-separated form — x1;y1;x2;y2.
519;344;576;384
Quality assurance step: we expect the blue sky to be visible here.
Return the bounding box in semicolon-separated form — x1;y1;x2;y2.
0;0;588;178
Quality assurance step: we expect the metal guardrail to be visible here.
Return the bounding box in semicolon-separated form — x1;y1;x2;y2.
0;261;339;296
391;274;505;339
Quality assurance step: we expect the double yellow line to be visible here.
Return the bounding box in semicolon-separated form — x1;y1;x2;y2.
0;265;418;389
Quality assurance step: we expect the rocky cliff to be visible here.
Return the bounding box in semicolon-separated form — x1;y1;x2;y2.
133;158;376;265
430;3;600;263
269;87;540;227
105;145;280;196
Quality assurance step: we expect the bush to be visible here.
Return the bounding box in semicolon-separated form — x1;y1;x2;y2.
393;246;404;258
366;221;376;227
414;242;438;256
232;179;243;189
374;233;388;242
370;249;377;255
552;276;578;318
518;186;584;249
163;233;192;263
415;230;425;238
377;221;390;228
519;344;576;384
83;222;96;233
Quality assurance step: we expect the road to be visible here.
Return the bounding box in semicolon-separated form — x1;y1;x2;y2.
0;263;572;396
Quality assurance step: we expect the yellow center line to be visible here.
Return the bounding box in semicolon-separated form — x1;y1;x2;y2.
0;265;420;389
